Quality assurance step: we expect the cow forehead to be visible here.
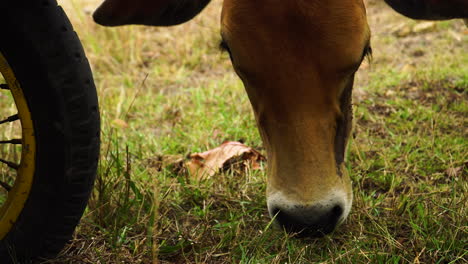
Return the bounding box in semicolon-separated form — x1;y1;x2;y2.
222;0;367;32
221;0;369;67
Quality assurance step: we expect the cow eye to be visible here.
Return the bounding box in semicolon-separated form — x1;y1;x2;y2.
219;39;231;52
219;38;234;61
342;43;373;75
363;45;372;61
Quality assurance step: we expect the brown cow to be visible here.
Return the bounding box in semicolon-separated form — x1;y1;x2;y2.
93;0;467;237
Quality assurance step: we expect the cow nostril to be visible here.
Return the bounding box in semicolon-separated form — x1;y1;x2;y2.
271;207;280;217
272;204;344;238
274;208;296;228
331;205;343;219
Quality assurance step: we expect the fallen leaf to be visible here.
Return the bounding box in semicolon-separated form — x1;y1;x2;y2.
384;90;396;97
445;166;464;178
412;22;436;34
112;119;129;128
393;23;412;37
186;141;265;179
83;7;93;15
401;64;416;74
448;30;463;42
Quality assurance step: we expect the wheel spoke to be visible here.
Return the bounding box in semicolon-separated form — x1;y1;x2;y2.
0;84;9;90
0;114;19;125
0;158;19;170
0;139;21;144
0;180;12;191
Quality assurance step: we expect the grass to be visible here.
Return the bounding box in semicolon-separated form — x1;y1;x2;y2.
15;0;467;262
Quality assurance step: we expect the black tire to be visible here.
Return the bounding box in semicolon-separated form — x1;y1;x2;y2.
0;0;99;262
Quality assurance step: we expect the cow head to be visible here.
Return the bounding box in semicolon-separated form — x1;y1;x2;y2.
94;0;371;237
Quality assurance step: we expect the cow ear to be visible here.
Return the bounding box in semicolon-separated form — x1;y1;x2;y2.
93;0;212;27
384;0;468;20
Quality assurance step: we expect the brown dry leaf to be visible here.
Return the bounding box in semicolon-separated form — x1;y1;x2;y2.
448;30;463;42
401;63;416;74
384;90;396;97
393;24;412;37
112;119;129;128
445;166;464;178
412;21;436;34
186;141;265;179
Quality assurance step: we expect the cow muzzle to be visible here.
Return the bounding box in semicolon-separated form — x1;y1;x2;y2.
267;186;352;237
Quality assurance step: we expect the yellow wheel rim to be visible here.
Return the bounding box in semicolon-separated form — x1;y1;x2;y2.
0;52;36;240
